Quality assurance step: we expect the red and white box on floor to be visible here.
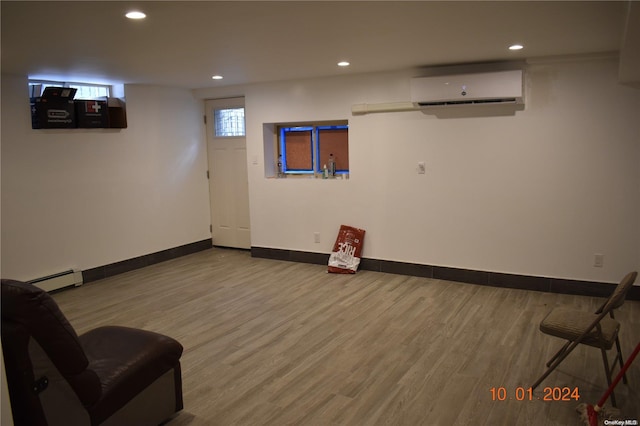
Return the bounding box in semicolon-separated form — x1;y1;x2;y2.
328;225;366;274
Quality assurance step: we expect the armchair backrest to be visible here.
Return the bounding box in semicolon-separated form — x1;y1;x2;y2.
1;279;101;424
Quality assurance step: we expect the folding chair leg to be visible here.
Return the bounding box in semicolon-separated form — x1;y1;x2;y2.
601;348;617;408
614;336;628;385
532;339;582;390
546;340;571;368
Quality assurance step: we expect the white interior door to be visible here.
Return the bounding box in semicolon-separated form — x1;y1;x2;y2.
205;98;251;249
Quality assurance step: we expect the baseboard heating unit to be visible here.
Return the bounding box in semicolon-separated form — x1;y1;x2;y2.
28;269;83;292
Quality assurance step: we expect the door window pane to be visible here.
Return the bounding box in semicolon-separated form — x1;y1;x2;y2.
214;108;245;137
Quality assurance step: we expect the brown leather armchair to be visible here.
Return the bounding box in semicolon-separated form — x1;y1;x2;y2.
1;279;183;425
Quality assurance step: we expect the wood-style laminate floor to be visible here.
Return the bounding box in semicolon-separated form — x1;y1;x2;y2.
53;248;640;426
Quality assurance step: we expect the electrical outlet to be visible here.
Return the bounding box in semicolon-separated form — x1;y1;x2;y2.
594;254;604;268
418;161;426;174
314;232;320;243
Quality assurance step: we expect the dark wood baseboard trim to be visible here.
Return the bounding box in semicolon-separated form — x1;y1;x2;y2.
251;247;640;301
83;239;213;283
250;247;329;265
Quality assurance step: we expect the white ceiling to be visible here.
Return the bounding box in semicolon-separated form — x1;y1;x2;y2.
2;1;638;89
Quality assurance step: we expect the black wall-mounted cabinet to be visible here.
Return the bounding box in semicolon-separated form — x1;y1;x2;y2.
31;87;77;129
31;87;127;129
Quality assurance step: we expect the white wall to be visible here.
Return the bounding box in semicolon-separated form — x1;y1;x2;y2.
195;57;640;284
2;57;638;285
1;75;211;280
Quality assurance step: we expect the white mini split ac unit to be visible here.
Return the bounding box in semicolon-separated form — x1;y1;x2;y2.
410;69;524;108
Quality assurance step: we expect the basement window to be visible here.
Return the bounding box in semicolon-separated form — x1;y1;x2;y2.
29;80;111;100
275;121;349;177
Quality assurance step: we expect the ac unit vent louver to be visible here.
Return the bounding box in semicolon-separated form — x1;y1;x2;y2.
417;98;518;107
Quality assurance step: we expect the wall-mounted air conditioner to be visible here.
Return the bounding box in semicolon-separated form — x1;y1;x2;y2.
410;70;524;108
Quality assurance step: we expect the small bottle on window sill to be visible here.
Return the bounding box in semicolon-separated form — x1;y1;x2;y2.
328;153;336;177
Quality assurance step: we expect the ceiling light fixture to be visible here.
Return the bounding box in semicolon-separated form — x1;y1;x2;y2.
509;44;524;51
125;11;146;19
337;61;350;67
212;75;223;80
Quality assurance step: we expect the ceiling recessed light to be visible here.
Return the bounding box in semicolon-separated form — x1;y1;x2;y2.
125;11;146;19
337;61;350;67
212;75;223;80
509;44;524;51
